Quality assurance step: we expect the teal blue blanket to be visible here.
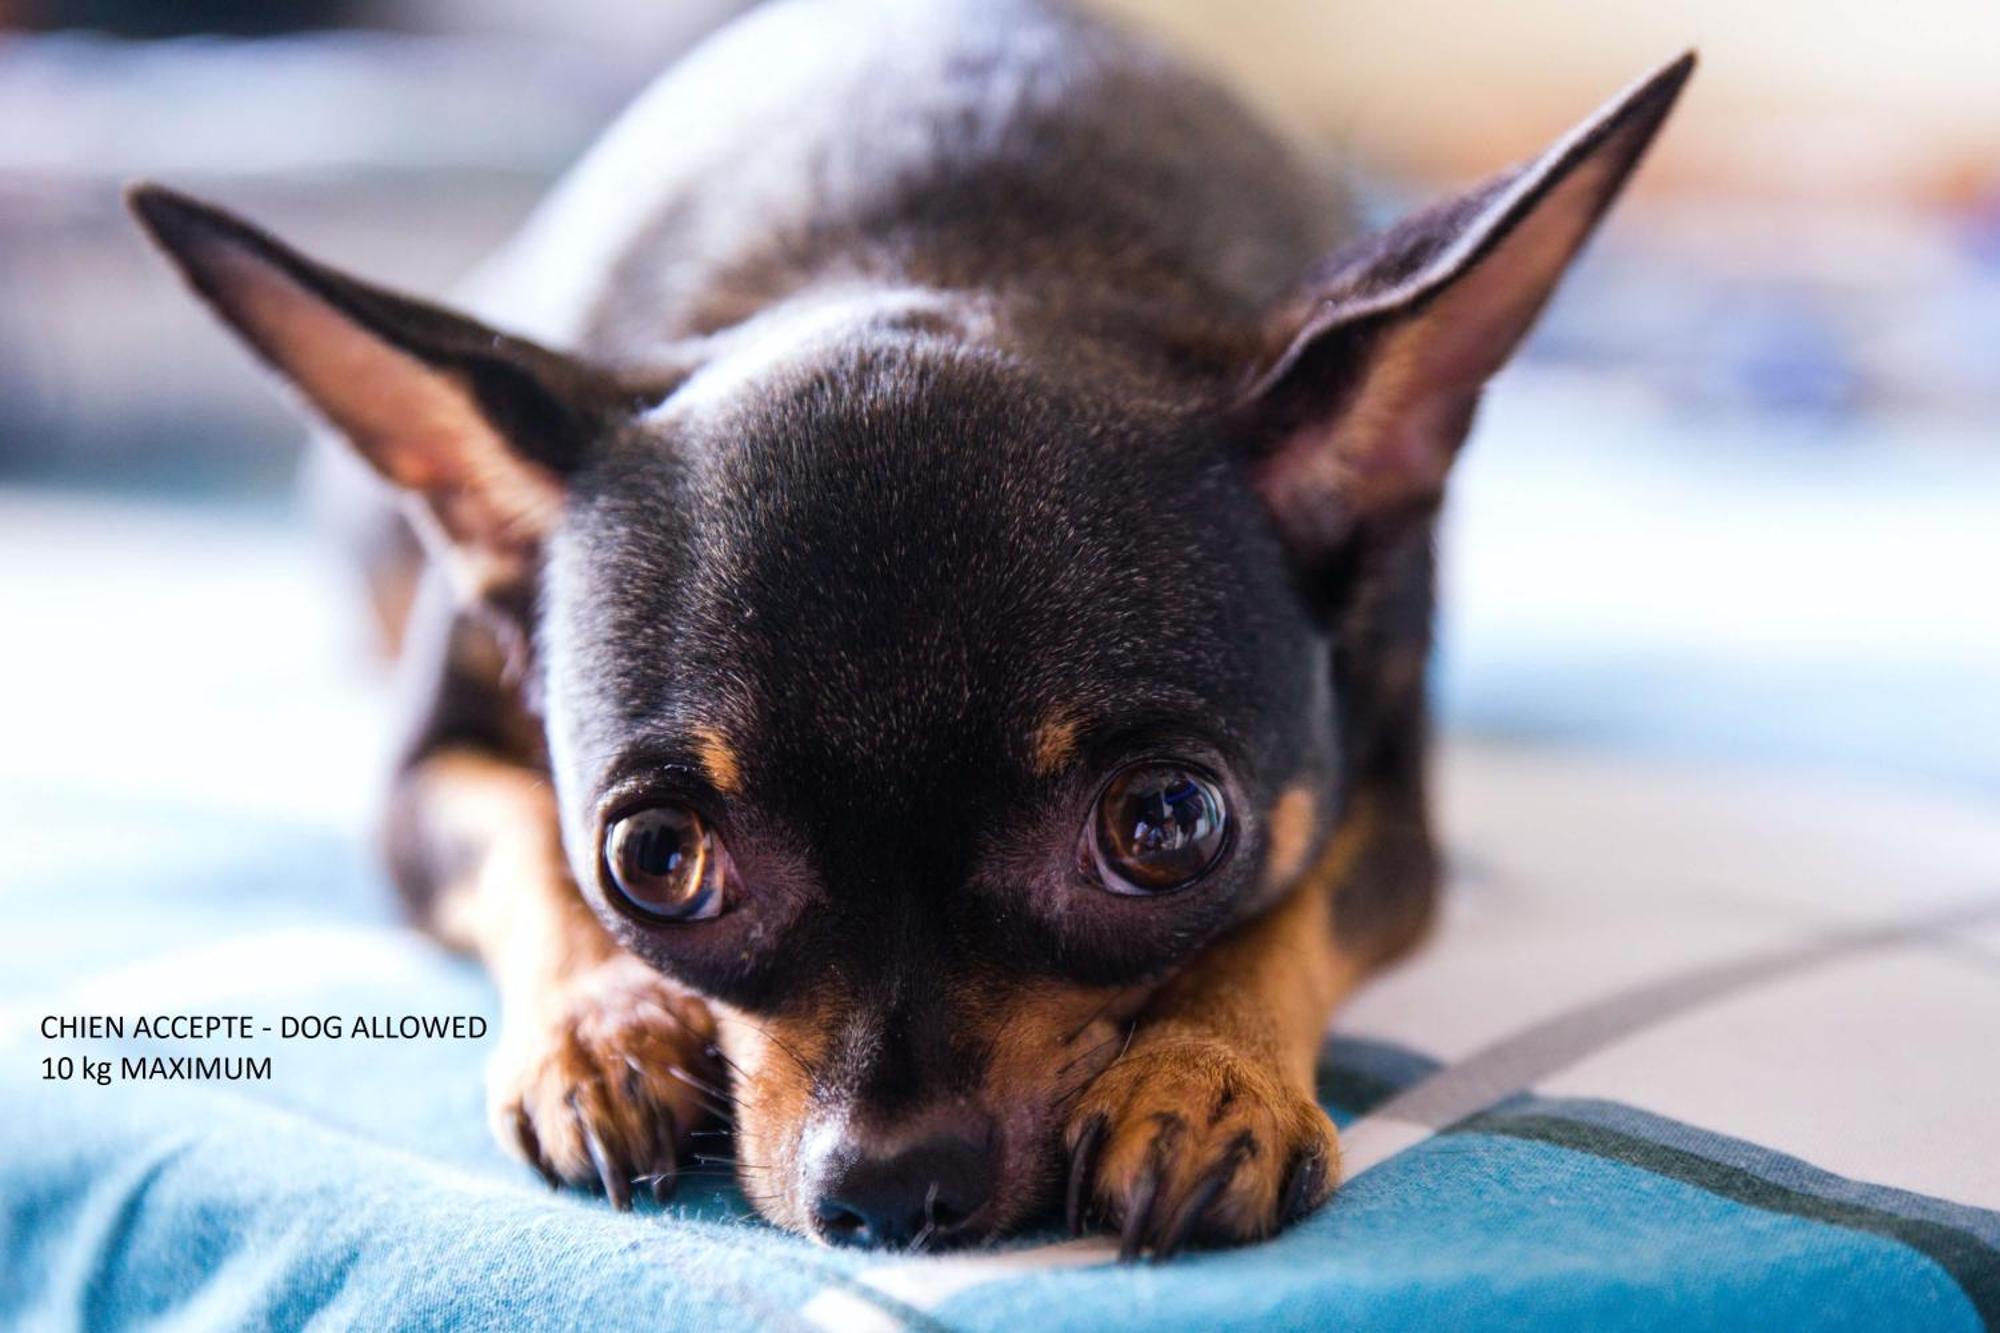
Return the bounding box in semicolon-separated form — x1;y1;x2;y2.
4;780;1995;1331
6;479;1999;1330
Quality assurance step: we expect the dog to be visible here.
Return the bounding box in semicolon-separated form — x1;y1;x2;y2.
130;0;1690;1256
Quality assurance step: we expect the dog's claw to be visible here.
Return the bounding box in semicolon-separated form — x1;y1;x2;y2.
1065;1035;1339;1252
1280;1147;1328;1225
489;957;722;1211
1156;1134;1250;1260
1066;1114;1107;1236
513;1108;563;1191
570;1091;632;1211
1117;1138;1168;1262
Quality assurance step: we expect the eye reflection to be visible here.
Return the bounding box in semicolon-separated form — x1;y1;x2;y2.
1090;763;1229;894
604;805;726;921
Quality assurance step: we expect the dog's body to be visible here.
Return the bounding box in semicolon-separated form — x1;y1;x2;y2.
135;0;1689;1254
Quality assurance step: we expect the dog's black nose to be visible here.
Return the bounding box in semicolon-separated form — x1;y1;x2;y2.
812;1122;996;1250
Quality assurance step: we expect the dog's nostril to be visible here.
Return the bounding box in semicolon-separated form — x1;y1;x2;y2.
814;1199;873;1245
811;1126;996;1250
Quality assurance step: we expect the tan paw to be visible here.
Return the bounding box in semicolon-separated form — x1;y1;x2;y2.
1064;1034;1338;1257
488;954;724;1208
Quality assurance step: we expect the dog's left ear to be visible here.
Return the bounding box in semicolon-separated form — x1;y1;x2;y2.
1246;53;1694;569
127;184;630;602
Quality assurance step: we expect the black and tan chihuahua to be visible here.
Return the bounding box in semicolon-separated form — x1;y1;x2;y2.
131;0;1689;1257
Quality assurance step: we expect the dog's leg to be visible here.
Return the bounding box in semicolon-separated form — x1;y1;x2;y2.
1065;532;1441;1256
1062;841;1364;1257
385;576;723;1207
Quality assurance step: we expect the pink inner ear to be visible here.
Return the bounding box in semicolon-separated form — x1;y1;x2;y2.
1405;146;1626;396
1259;138;1632;537
1252;53;1689;549
1260;359;1469;546
196;236;563;559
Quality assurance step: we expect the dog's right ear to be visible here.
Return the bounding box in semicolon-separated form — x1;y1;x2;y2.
128;184;627;598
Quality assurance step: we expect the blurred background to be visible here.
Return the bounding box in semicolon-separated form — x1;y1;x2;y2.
0;0;1994;845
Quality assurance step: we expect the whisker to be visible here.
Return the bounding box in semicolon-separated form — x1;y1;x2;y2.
640;1001;749;1083
664;1066;734;1118
700;1041;750;1082
1063;990;1129;1046
665;1063;730;1103
1054;1028;1125;1079
729;1187;786;1209
908;1179;942;1253
741;1016;819;1084
1053;1019;1142;1112
693;1153;774;1172
660;1064;740;1112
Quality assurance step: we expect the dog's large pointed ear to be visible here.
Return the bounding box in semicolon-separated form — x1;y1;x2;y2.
1245;53;1694;569
128;184;628;597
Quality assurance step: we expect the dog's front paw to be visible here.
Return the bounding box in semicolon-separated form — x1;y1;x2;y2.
1064;1033;1337;1257
489;954;723;1209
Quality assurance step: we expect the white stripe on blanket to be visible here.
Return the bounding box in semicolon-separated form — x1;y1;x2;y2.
797;747;2000;1329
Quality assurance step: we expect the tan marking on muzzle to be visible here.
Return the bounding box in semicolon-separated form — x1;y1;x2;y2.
712;997;840;1233
961;975;1153;1230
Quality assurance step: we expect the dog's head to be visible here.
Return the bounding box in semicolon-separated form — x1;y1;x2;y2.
133;55;1688;1246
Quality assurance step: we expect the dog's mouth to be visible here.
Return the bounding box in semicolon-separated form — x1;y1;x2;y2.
725;1097;1052;1251
709;973;1147;1247
800;1108;1004;1250
718;1012;1135;1248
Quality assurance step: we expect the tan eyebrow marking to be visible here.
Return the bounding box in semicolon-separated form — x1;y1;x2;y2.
1262;783;1318;889
692;725;743;795
1029;709;1084;778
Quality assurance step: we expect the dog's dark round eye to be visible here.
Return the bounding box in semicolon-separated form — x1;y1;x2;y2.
1090;763;1229;894
604;806;726;922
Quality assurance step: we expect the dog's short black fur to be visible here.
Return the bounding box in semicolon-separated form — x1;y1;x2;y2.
132;0;1689;1253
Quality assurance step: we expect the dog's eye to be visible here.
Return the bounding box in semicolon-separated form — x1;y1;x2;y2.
1089;763;1229;894
604;806;727;922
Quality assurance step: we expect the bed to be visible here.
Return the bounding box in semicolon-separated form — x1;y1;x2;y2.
2;456;1995;1330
